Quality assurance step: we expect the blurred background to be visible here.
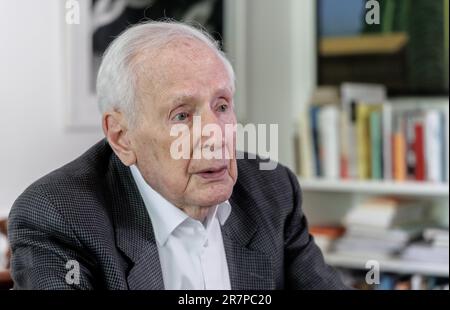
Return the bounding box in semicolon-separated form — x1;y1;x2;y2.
0;0;448;289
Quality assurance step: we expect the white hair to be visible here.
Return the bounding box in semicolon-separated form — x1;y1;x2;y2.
96;20;235;122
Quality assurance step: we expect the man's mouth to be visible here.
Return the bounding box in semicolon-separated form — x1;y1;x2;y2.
195;165;228;180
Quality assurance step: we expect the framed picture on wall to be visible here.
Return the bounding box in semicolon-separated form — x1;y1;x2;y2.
64;0;246;129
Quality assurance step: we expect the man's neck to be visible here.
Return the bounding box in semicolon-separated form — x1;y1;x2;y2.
179;205;211;222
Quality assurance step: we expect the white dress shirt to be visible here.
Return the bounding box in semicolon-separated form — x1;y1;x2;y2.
130;165;232;290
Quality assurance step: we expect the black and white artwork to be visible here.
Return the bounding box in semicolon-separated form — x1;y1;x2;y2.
91;0;224;91
65;0;224;128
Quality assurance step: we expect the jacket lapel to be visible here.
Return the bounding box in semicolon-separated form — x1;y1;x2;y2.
108;153;164;290
107;142;274;290
224;184;275;290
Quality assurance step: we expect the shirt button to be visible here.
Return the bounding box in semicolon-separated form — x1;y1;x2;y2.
203;239;209;247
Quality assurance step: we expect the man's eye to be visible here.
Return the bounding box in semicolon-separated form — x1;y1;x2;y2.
217;104;228;112
173;112;189;121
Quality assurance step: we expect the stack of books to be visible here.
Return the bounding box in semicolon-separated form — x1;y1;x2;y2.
401;228;449;264
332;197;429;258
298;83;449;183
309;225;345;253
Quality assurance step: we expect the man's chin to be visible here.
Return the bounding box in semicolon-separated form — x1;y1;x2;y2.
185;175;235;207
189;188;233;208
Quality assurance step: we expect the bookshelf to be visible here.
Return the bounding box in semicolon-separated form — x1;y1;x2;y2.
297;92;449;287
302;177;449;286
239;0;449;289
325;253;449;277
299;178;449;197
319;33;409;57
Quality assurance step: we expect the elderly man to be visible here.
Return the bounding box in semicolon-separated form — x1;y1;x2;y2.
8;22;346;290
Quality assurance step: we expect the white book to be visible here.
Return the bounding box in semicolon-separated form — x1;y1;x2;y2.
333;237;404;256
319;105;340;179
425;110;443;182
410;275;425;291
313;235;334;253
344;199;427;228
401;242;449;264
339;110;349;178
298;107;313;178
443;105;449;182
341;83;387;109
382;102;393;180
423;228;450;243
346;224;424;244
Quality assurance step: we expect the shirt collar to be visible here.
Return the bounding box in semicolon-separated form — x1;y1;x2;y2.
204;200;232;228
130;165;231;246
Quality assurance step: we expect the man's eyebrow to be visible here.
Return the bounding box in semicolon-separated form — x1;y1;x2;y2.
171;93;196;105
215;86;233;96
167;94;196;112
170;86;233;106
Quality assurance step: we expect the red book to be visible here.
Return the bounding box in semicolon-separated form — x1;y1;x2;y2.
340;156;349;179
309;226;345;239
414;123;425;181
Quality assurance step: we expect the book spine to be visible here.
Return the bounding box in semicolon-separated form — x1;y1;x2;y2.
319;106;340;178
425;110;443;182
310;106;322;177
348;101;359;179
382;103;393;180
370;110;383;179
444;105;449;182
340;110;349;178
440;112;446;183
357;104;371;179
405;112;417;179
414;121;426;181
298;108;313;178
393;113;407;181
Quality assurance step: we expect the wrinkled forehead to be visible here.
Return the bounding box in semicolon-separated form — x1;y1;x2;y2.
134;38;232;104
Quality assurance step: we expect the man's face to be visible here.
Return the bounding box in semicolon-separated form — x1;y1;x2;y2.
128;39;237;208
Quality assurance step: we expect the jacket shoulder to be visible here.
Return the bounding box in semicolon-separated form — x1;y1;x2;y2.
31;139;111;189
10;139;113;222
234;153;300;216
236;152;298;191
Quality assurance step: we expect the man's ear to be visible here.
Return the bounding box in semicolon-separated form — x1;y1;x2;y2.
102;110;136;166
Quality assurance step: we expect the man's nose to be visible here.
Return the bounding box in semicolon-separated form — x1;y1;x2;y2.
201;107;220;126
199;109;225;151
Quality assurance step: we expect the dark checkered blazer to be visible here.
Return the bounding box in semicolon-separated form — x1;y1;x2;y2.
8;139;346;290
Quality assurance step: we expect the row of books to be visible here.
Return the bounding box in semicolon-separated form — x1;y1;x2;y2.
401;228;449;265
298;83;449;182
338;270;449;290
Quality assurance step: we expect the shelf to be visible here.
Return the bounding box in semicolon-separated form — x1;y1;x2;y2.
319;33;409;57
298;177;449;197
325;253;449;277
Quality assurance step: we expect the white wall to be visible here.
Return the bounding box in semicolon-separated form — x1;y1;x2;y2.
243;0;316;169
0;0;104;217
